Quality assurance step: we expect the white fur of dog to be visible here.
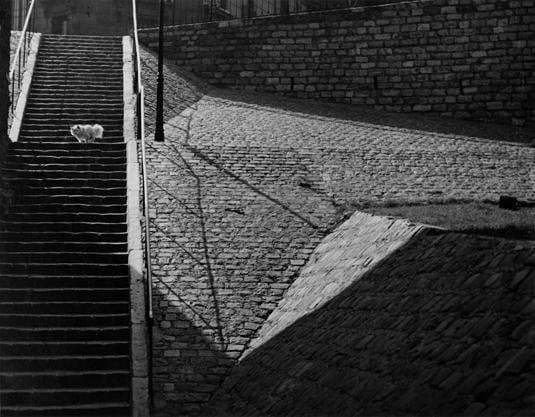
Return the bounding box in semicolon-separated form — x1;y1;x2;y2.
70;124;104;143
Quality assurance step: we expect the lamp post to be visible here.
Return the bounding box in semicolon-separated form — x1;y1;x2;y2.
154;0;166;142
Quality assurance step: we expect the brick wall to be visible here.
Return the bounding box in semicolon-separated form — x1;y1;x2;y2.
0;1;11;215
139;0;535;127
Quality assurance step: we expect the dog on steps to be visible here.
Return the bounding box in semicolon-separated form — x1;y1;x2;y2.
70;124;104;143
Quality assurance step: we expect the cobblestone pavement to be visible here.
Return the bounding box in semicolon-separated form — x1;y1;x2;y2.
140;46;535;416
209;213;535;416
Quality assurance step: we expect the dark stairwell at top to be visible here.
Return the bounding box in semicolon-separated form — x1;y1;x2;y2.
0;35;130;416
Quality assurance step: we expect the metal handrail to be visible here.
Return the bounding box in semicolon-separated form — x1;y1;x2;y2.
131;0;154;407
9;0;36;113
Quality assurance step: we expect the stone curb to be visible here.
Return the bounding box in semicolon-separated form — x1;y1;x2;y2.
9;32;41;143
123;35;149;417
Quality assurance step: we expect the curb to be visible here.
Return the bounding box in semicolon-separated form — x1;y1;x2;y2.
123;34;150;417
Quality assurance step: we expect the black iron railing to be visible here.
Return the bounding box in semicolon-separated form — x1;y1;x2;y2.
132;0;154;407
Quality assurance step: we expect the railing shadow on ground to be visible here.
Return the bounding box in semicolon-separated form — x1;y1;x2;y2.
143;96;344;415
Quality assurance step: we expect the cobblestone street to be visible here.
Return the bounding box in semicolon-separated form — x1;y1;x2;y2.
141;47;535;415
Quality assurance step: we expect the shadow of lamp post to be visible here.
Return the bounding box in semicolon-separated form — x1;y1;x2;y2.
155;0;173;142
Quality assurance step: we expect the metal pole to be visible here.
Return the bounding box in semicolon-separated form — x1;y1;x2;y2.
154;0;165;142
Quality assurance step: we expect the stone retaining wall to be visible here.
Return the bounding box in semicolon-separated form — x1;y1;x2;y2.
0;6;11;215
139;0;535;127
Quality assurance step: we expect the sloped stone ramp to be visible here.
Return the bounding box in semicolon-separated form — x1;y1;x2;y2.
207;211;535;416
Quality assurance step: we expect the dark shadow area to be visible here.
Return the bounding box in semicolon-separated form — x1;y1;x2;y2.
463;225;535;241
206;88;534;146
151;284;233;416
204;228;535;417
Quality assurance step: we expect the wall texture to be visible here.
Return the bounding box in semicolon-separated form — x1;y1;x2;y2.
27;0;131;35
0;1;12;215
139;0;535;127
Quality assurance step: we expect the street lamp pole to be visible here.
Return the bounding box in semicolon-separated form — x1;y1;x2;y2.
154;0;165;142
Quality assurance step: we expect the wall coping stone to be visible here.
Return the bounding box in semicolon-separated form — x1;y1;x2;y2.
9;32;41;143
123;35;150;417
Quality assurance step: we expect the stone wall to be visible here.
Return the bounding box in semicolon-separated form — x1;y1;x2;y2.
207;211;535;416
0;1;12;215
139;0;535;127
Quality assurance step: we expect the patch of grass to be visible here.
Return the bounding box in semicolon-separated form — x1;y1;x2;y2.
362;201;535;241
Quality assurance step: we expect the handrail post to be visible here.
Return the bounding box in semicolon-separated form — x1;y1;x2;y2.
131;0;154;409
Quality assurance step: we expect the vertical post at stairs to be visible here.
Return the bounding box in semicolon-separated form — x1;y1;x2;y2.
154;0;165;142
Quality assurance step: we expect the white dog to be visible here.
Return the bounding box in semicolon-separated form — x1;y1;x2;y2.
70;124;104;143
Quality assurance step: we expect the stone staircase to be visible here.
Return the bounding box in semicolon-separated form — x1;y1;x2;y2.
0;35;130;416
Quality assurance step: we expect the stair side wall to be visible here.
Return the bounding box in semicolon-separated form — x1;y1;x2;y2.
0;2;11;215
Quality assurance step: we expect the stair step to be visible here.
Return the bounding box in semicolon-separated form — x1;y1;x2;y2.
0;341;129;356
11;186;127;196
34;61;123;69
0;251;128;264
0;370;129;390
0;221;127;232
0;312;129;327
1;241;127;252
0;263;129;275
8;202;125;211
11;176;125;186
0;403;129;416
25;101;123;109
31;76;123;83
0;230;127;242
0;355;130;373
4;162;126;172
29;87;123;95
23;111;123;119
30;91;123;99
1;387;129;409
13;195;126;205
18;132;124;139
5;211;125;222
0;302;129;315
29;81;123;89
10;148;125;156
27;98;123;106
5;170;126;180
20;110;123;121
0;288;128;303
0;275;129;289
17;136;125;144
0;326;129;342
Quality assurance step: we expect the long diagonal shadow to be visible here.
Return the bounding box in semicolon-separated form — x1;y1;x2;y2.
177;142;322;231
